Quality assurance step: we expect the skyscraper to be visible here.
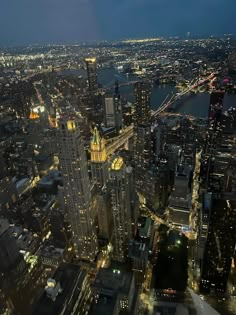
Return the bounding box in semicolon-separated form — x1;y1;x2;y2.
200;197;236;294
0;218;27;314
97;188;113;241
204;90;225;187
200;108;236;294
133;81;151;127
104;82;123;132
110;157;132;261
57;116;97;261
85;58;98;92
133;82;152;200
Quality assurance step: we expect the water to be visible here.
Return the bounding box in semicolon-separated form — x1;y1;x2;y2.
58;68;236;117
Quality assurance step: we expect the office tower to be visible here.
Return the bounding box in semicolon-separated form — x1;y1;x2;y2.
110;157;132;261
0;219;27;314
90;126;108;189
154;123;167;160
134;125;151;197
128;240;149;284
125;165;139;234
197;192;212;267
97;187;113;241
104;82;123;132
203;91;225;188
206;90;224;157
133;82;152;200
168;164;192;230
133;81;151;127
90;266;135;315
200;108;236;294
57;117;97;261
208;91;224;128
145;158;170;211
200;197;236;294
85;58;98;92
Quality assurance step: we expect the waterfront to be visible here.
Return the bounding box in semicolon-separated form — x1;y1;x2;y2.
59;67;236;117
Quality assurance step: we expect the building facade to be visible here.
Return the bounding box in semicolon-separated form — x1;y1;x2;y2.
85;58;98;92
110;157;132;261
57;117;97;261
90;126;108;189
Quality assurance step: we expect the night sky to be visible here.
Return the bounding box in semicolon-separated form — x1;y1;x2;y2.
0;0;234;45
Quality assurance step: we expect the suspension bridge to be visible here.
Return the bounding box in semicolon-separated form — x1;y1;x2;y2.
104;73;216;155
152;73;215;118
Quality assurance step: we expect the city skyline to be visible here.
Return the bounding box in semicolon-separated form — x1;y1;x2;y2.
0;0;236;45
0;27;236;314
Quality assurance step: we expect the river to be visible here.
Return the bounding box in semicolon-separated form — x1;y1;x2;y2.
58;68;236;117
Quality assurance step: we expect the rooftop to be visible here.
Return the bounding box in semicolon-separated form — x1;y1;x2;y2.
33;264;86;315
93;263;133;297
111;156;124;171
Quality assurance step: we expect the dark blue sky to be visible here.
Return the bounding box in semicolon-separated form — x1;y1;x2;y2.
0;0;234;45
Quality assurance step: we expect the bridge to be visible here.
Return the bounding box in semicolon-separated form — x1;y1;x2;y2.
152;73;215;118
103;73;215;156
104;80;139;90
105;124;134;156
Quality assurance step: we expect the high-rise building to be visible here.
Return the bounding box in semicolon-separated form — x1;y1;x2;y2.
90;265;135;315
0;219;26;276
0;218;27;314
133;81;151;127
208;91;224;128
57;117;97;261
168;164;192;229
90;126;108;189
110;157;132;261
200;197;236;294
97;188;113;242
203;91;225;188
85;58;98;92
134;125;151;199
200;107;236;294
197;192;212;267
104;82;123;132
128;240;149;284
133;82;152;200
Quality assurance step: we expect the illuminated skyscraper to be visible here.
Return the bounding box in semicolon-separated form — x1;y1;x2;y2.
85;58;98;92
200;197;236;294
90;126;108;189
204;91;225;187
133;81;151;127
133;82;152;199
200;106;236;294
110;157;132;261
57;117;97;261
